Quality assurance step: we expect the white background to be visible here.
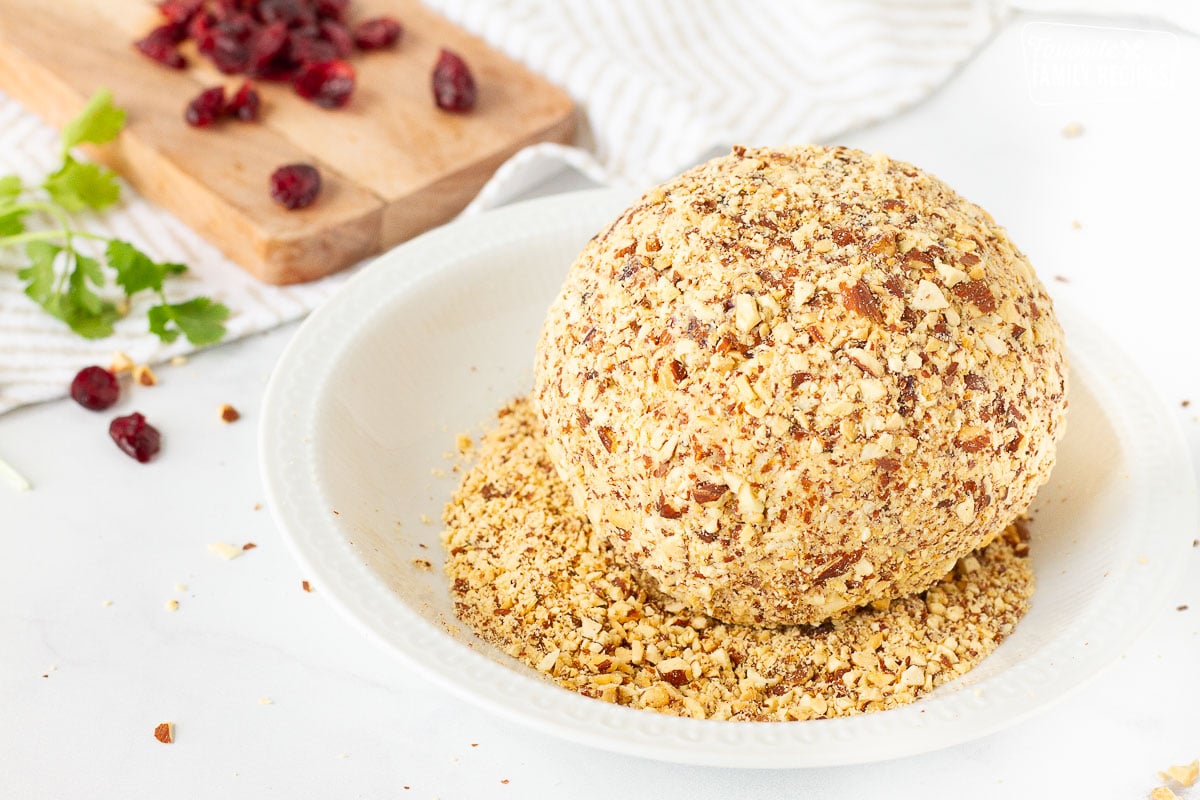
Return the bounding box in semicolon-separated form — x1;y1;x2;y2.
2;16;1199;799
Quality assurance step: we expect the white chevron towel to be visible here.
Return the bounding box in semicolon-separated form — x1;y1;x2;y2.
0;0;1005;414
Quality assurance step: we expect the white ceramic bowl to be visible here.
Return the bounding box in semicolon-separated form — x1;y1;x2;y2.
260;189;1197;768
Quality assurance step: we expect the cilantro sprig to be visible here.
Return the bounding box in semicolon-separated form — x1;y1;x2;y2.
0;89;228;345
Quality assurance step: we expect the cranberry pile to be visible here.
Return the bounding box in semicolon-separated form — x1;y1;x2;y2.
135;0;405;108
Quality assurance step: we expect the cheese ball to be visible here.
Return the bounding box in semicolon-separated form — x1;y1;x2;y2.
532;145;1067;627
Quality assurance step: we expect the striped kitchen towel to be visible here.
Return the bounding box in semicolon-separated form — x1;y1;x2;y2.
0;0;1003;414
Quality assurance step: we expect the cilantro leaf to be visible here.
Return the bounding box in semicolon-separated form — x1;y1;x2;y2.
43;158;121;212
0;175;25;234
107;239;169;295
148;297;229;345
17;242;61;307
17;244;117;338
61;251;118;338
61;89;126;151
0;207;26;237
0;175;22;202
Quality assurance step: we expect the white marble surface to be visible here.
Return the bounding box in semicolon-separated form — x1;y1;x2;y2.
3;16;1199;799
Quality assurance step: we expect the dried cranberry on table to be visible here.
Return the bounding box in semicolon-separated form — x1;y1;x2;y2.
110;413;162;463
269;163;322;210
353;17;402;50
70;366;120;411
185;86;227;127
293;59;355;108
432;49;477;112
228;82;261;121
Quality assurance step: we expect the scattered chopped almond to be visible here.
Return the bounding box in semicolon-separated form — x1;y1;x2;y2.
154;722;174;744
174;583;187;592
1159;760;1199;788
219;404;240;423
456;434;473;453
134;364;157;386
1061;121;1084;138
207;542;243;560
164;599;179;612
301;580;312;592
102;599;113;607
254;503;262;511
242;542;257;551
413;559;433;571
1150;787;1179;800
169;355;188;366
258;696;273;705
110;351;135;374
1071;219;1082;230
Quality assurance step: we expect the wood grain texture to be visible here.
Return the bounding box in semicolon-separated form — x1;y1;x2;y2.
0;0;574;284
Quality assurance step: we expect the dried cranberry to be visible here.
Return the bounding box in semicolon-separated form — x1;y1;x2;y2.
289;33;337;66
257;0;313;28
134;25;187;69
214;12;257;41
109;413;162;463
432;49;476;112
269;163;321;209
70;366;120;411
353;17;402;51
293;59;355;108
318;20;354;58
249;21;290;71
209;33;251;74
157;0;202;25
228;82;261;121
314;0;349;21
185;86;227;127
188;11;215;43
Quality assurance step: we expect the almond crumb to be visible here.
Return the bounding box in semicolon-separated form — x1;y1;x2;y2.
258;696;273;705
154;722;174;744
164;599;179;612
413;559;433;571
1159;760;1199;788
1150;787;1179;800
174;583;187;592
456;434;473;453
219;404;240;423
301;580;312;592
102;599;113;607
207;542;243;560
242;542;257;551
1071;219;1082;230
169;355;187;367
420;514;432;525
133;364;157;386
1061;121;1084;138
110;351;135;374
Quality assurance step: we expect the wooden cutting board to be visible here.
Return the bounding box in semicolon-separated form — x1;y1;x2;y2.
0;0;575;284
